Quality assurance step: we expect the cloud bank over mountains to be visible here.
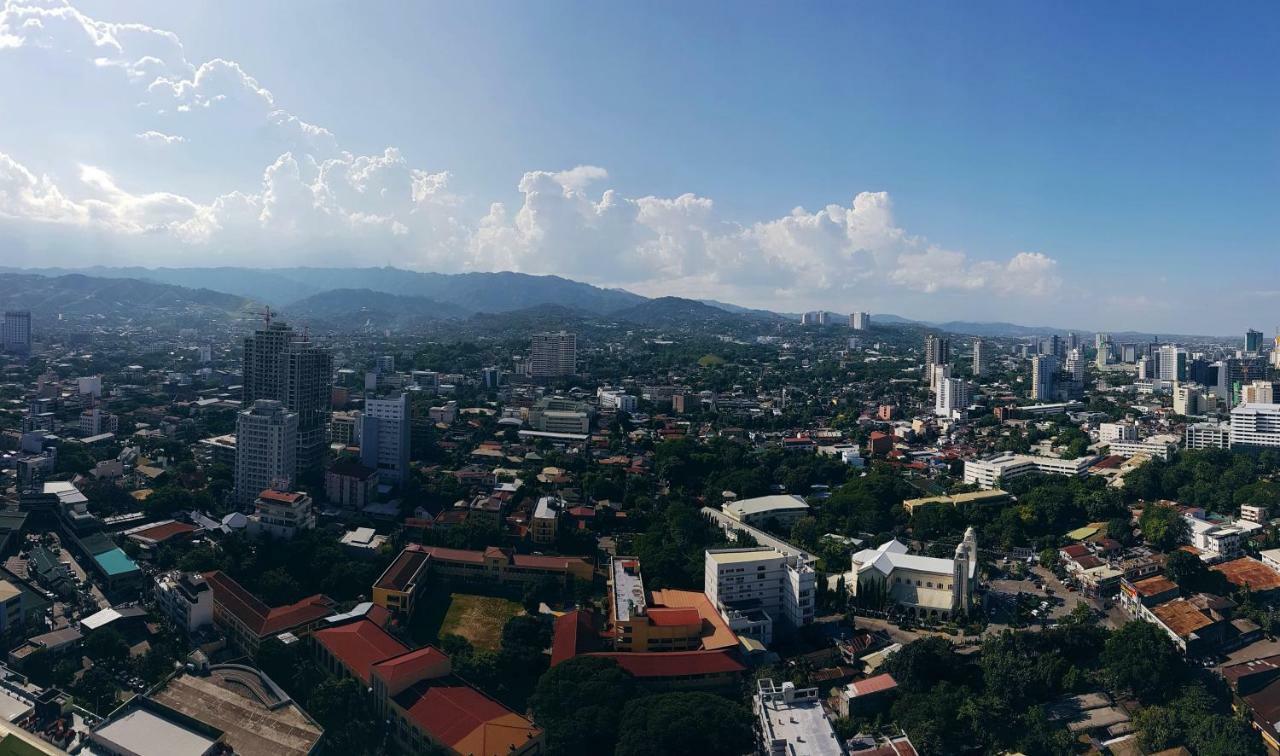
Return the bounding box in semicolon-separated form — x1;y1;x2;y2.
0;0;1059;312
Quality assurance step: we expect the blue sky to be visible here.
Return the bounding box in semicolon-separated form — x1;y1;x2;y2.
2;1;1277;333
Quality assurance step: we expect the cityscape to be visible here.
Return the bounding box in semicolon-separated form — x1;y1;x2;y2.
2;2;1278;756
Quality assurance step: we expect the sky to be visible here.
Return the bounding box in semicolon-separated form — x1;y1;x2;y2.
0;0;1277;334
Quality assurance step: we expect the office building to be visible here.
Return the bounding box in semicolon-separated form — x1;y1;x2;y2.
849;311;871;330
1247;329;1265;355
847;528;978;618
964;453;1097;488
243;321;333;475
527;396;592;434
1242;380;1274;405
1157;344;1188;383
1121;343;1138;363
234;400;298;505
1231;403;1280;449
928;362;951;393
1173;382;1204;416
972;339;989;377
375;355;395;374
530;331;577;378
705;547;815;644
923;334;950;367
1186;421;1231;450
935;376;971;419
361;393;411;483
1031;354;1057;400
1;310;31;355
1099;422;1138;444
1065;349;1085;381
1095;333;1112;367
801;311;829;326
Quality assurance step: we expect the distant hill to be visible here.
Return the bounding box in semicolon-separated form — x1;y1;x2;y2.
0;272;253;320
282;288;470;330
611;297;767;328
2;266;648;314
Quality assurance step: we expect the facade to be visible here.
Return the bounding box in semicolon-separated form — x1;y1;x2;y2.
361;393;411;483
848;529;979;618
722;494;810;527
923;334;950;367
704;547;815;644
530;331;577;378
527;397;592;434
1098;422;1138;444
1;310;31;354
849;312;871;330
1173;382;1204;415
242;320;333;475
325;460;379;509
1186;421;1231;450
972;339;989;377
153;571;214;633
935;376;971;418
1241;380;1274;405
963;453;1097;488
1231;403;1280;449
1184;512;1245;563
248;489;317;540
1031;354;1058;400
234;400;298;505
531;496;561;545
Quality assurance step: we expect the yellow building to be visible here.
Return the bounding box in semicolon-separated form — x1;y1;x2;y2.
608;557;737;653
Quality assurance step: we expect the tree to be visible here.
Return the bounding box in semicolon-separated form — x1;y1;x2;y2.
1102;621;1181;703
256;568;302;605
530;657;636;756
891;682;974;756
1164;549;1230;595
1106;516;1135;547
1140;501;1189;551
307;677;382;754
883;636;964;693
82;628;129;663
614;692;753;756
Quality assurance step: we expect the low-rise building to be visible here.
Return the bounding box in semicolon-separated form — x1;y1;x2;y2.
722;494;810;528
754;679;843;756
154;571;214;634
203;570;334;654
324;460;378;509
963;453;1097;488
531;496;562;545
248;489;317;540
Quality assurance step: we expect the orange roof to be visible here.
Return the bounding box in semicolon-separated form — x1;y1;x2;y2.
393;680;541;755
645;607;701;627
1151;598;1217;638
313;618;410;684
585;649;746;678
257;489;307;504
373;646;452;692
648;589;738;650
1212;557;1280;592
1132;576;1178;597
202;571;334;638
130;521;197;543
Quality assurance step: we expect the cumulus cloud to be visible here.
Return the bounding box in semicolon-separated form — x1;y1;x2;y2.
0;0;1061;310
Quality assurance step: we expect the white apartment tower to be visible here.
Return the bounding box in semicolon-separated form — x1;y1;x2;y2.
234;400;298;504
972;340;989;377
935;376;971;418
849;312;871;331
530;331;577;378
2;311;31;355
243;321;333;475
1065;349;1085;382
1031;354;1058;400
705;547;815;644
361;393;411;483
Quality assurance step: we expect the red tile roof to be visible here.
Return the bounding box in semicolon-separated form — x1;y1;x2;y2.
645;607;701;627
257;489;307;504
202;571;334;638
312;618;410;684
372;646;451;692
583;650;746;678
131;521;197;543
393;679;541;755
849;673;898;697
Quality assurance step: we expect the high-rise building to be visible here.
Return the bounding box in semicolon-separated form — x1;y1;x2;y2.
1173;382;1204;416
1156;344;1187;383
234;400;298;504
1064;349;1085;382
361;393;411;483
1246;329;1264;355
1031;354;1057;400
848;312;871;331
375;355;396;374
935;377;971;418
481;366;501;388
530;331;577;378
1066;332;1079;352
1094;333;1112;367
1241;380;1274;405
1;311;31;355
972;340;989;377
1230;403;1280;449
924;334;950;367
243;321;333;475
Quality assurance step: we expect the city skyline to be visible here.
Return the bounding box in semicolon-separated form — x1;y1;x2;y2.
2;1;1278;334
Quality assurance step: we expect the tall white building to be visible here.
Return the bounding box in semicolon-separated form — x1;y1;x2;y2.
1157;344;1187;382
849;312;871;331
972;340;989;377
935;376;971;419
1065;349;1085;382
361;393;411;483
530;332;577;378
929;363;951;393
1;311;31;355
1031;354;1057;400
1241;380;1274;405
234;400;298;504
705;547;815;644
1098;422;1138;444
1173;382;1204;416
1230;403;1280;449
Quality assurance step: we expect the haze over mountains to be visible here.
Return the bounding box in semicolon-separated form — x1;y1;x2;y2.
0;265;1185;338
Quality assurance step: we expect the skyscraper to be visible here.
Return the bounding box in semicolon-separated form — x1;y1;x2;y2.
235;400;298;504
1246;329;1264;355
935;376;972;418
530;331;577;378
1065;349;1085;382
243;320;333;475
1157;344;1187;383
849;312;871;331
924;334;950;367
972;340;989;377
2;311;31;355
361;393;411;483
1031;354;1057;400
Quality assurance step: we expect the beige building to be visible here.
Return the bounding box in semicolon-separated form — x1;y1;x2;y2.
847;528;978;619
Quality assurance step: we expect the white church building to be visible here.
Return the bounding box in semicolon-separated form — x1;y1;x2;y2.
847;528;978;619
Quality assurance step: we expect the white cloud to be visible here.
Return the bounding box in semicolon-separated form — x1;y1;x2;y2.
0;0;1061;311
135;130;184;145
